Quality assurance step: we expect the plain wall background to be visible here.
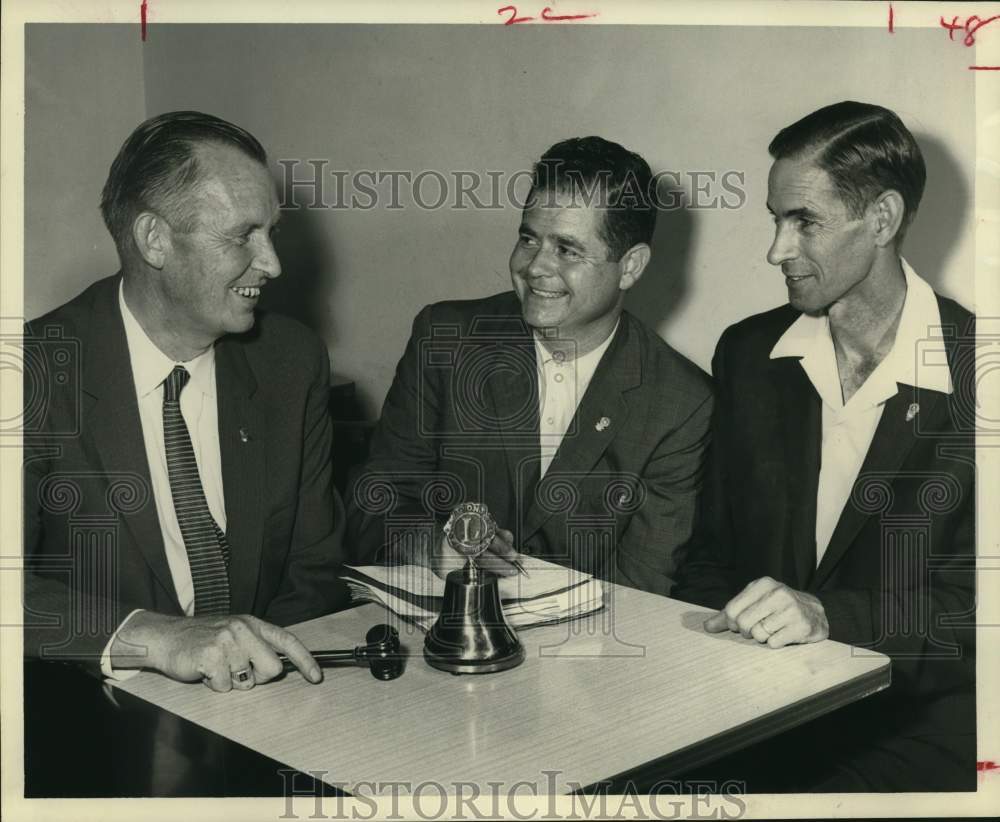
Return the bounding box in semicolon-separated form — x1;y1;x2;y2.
24;24;976;418
25;26;146;315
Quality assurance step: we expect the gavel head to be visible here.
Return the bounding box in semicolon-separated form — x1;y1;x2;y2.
362;624;403;681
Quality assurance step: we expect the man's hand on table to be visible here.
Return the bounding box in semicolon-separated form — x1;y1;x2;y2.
110;611;322;691
431;526;524;579
704;576;829;648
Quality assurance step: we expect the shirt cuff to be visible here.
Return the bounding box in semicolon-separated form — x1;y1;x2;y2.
99;608;146;681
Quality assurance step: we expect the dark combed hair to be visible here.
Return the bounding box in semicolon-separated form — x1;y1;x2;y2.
100;111;267;255
528;136;656;260
768;101;926;241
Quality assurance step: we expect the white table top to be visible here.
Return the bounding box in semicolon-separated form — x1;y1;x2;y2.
113;586;889;795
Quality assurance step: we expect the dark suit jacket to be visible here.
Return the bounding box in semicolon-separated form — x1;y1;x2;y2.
676;295;976;789
23;274;350;671
346;291;713;595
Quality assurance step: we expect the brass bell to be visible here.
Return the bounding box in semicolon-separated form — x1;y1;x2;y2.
424;561;524;674
424;502;524;674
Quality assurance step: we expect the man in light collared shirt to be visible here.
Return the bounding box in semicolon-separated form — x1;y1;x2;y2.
676;102;975;792
347;137;712;595
24;112;349;692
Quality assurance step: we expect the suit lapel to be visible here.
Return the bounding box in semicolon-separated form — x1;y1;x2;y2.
772;358;822;590
484;322;541;529
82;276;179;607
214;336;267;615
522;319;637;539
813;384;943;588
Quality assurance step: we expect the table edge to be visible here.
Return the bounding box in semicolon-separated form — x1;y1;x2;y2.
588;658;892;793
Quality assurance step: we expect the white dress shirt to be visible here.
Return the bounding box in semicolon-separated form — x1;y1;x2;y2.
769;259;953;565
100;281;226;677
535;321;619;478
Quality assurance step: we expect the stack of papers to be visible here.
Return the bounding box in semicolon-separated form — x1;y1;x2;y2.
342;558;604;631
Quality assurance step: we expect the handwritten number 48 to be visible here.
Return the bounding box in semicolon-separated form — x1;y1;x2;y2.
939;14;999;47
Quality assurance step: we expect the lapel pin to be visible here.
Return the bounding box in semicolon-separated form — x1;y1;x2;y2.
595;417;611;432
905;403;919;422
239;427;251;443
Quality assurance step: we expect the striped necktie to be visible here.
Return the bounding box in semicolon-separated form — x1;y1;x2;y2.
162;365;231;616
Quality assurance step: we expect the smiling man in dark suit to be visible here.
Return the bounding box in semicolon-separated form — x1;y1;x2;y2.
676;101;975;791
24;112;349;691
347;137;712;595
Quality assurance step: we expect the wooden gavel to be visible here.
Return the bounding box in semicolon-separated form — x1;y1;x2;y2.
278;624;403;680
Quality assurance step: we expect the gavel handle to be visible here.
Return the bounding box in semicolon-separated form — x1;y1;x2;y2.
277;649;359;672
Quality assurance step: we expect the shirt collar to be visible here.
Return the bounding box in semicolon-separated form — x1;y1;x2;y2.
769;258;952;409
534;318;620;370
119;279;216;399
889;258;953;395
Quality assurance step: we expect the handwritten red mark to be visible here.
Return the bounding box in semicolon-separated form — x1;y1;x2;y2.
141;0;148;41
498;5;534;25
498;5;597;25
940;14;1000;47
888;2;894;34
937;14;1000;70
541;7;597;22
978;760;1000;771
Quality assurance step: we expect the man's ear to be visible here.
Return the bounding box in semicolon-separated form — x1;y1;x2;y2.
617;243;651;291
132;212;171;269
869;190;905;248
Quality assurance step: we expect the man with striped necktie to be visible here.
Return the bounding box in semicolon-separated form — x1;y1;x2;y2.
24;112;349;692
